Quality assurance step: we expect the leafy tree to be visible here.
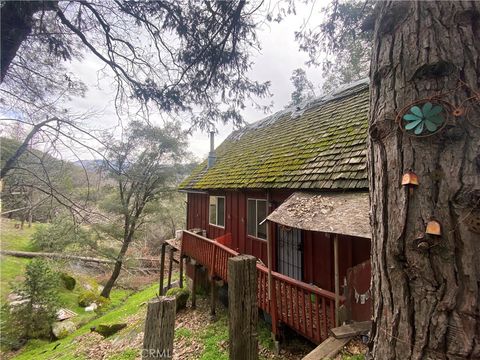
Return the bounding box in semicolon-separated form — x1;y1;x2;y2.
31;217;94;252
1;259;60;348
99;121;188;298
1;0;270;130
295;0;374;91
287;68;316;107
0;0;272;225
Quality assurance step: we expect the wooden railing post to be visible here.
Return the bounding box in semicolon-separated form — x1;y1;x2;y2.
142;296;175;360
228;255;258;360
211;244;217;278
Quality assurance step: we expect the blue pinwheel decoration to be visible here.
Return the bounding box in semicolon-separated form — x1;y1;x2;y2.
403;102;445;135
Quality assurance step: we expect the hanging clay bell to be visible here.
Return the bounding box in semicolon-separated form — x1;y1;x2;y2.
402;170;419;186
426;220;441;236
402;170;419;195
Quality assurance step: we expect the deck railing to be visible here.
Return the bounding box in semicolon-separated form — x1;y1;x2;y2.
181;230;342;344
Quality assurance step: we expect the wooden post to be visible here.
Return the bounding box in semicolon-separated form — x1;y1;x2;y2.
265;191;279;350
167;246;174;290
179;256;184;288
228;255;258;360
159;243;167;295
142;296;176;360
210;276;217;321
334;234;340;327
191;264;199;309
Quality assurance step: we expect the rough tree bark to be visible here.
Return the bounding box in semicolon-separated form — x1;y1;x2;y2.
100;237;131;298
368;1;479;359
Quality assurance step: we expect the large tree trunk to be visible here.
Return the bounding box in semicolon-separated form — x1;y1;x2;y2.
368;1;480;359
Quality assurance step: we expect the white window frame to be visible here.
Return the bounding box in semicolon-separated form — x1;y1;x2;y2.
209;195;225;228
247;198;268;241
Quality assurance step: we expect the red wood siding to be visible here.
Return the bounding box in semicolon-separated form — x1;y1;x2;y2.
186;190;370;292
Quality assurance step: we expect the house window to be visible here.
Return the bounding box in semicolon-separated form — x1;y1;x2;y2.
209;196;225;227
247;199;267;240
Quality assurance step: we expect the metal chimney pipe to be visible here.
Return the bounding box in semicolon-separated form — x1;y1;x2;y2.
210;131;215;153
207;131;216;168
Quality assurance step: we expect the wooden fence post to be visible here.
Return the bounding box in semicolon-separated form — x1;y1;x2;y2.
142;296;176;360
228;255;258;360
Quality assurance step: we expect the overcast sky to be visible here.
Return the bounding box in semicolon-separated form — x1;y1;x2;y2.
65;1;327;161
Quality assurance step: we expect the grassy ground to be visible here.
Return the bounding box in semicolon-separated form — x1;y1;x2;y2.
11;283;159;360
0;220;37;300
0;218;134;358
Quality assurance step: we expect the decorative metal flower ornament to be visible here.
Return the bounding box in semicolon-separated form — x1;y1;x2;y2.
402;102;445;135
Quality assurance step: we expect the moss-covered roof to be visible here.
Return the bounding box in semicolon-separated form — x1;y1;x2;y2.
180;80;369;191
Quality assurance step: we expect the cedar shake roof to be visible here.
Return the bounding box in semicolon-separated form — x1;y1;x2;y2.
180;79;369;191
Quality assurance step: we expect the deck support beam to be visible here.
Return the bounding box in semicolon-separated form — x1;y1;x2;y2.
266;190;279;344
191;264;200;308
210;276;218;321
167;246;174;290
334;234;340;327
179;255;184;288
159;242;167;295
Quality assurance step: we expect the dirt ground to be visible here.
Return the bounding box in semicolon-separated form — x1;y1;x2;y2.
76;294;366;360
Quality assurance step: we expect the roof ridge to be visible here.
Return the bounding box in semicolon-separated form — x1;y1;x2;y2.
228;78;369;142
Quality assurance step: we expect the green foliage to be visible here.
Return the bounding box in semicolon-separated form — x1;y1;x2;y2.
257;318;274;350
77;290;110;308
175;327;193;339
13;284;157;359
295;0;374;92
91;323;127;338
99;121;189;298
198;312;229;360
166;287;190;311
60;273;76;290
107;349;138;360
0;259;60;350
288;68;316;107
0;220;37;300
31;217;94;252
342;355;365;360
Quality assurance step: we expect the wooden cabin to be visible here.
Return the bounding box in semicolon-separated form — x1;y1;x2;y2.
178;79;372;344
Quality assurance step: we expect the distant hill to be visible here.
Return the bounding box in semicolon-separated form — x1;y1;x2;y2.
73;159;105;172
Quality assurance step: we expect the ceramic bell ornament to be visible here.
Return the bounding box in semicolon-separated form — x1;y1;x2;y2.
402;170;419;195
425;220;442;236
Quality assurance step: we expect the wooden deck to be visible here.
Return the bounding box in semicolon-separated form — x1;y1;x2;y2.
181;230;344;344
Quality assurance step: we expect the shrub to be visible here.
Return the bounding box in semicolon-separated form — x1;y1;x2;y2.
91;323;127;337
166;287;190;311
0;259;60;350
78;290;98;307
60;273;76;290
31;217;93;252
78;290;110;311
